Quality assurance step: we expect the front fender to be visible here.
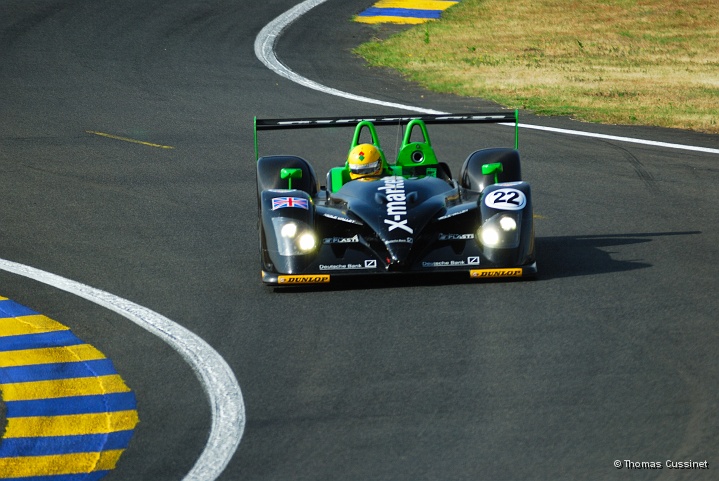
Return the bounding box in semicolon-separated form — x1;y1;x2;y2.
478;182;535;266
260;190;318;274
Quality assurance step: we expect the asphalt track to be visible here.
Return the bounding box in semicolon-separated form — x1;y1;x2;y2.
1;0;718;480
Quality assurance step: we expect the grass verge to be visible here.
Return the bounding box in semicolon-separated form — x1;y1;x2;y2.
354;0;719;133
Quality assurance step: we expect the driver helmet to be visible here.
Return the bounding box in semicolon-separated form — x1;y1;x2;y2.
348;144;383;180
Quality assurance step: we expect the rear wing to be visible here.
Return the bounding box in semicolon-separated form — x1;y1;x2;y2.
253;111;519;160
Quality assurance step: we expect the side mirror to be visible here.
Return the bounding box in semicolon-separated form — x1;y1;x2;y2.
281;168;303;189
481;162;503;185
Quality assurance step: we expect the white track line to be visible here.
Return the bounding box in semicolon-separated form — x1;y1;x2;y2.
254;0;444;115
254;0;719;156
0;258;244;481
516;123;719;154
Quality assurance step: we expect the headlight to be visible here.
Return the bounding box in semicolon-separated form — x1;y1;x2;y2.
499;216;517;232
297;232;317;252
480;227;500;246
272;217;317;255
280;222;298;238
478;213;521;248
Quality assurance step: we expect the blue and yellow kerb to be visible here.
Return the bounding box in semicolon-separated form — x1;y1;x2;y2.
0;296;138;480
355;0;459;24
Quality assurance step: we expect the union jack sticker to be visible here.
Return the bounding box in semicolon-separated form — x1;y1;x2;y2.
272;196;309;210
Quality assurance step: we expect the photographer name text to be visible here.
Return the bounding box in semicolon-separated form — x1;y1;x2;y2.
614;459;708;470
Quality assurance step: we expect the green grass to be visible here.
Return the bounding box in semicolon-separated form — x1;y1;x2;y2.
354;0;719;133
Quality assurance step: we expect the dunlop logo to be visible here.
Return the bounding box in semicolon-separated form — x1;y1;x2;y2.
469;268;523;278
278;275;331;284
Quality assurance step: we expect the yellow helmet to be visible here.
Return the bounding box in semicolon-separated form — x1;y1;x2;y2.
348;144;383;180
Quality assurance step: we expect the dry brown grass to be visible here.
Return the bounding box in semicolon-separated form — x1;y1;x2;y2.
355;0;719;133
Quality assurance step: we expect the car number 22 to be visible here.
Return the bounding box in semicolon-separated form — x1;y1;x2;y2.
484;188;527;210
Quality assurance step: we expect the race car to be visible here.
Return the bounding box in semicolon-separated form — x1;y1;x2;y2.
254;111;536;286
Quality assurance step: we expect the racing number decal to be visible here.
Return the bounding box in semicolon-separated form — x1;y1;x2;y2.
484;188;526;211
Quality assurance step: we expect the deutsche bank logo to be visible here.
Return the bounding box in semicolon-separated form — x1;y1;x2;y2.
365;260;377;268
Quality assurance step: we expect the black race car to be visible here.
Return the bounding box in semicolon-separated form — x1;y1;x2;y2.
255;112;536;286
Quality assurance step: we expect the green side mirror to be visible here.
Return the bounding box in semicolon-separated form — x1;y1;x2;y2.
281;168;303;189
481;162;503;184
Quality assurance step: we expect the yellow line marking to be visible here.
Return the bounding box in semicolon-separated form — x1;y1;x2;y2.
355;15;432;24
0;344;105;368
0;314;70;337
374;0;457;10
5;410;139;438
1;375;132;401
86;130;174;149
0;450;124;477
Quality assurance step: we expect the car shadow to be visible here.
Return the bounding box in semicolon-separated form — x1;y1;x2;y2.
535;231;701;280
